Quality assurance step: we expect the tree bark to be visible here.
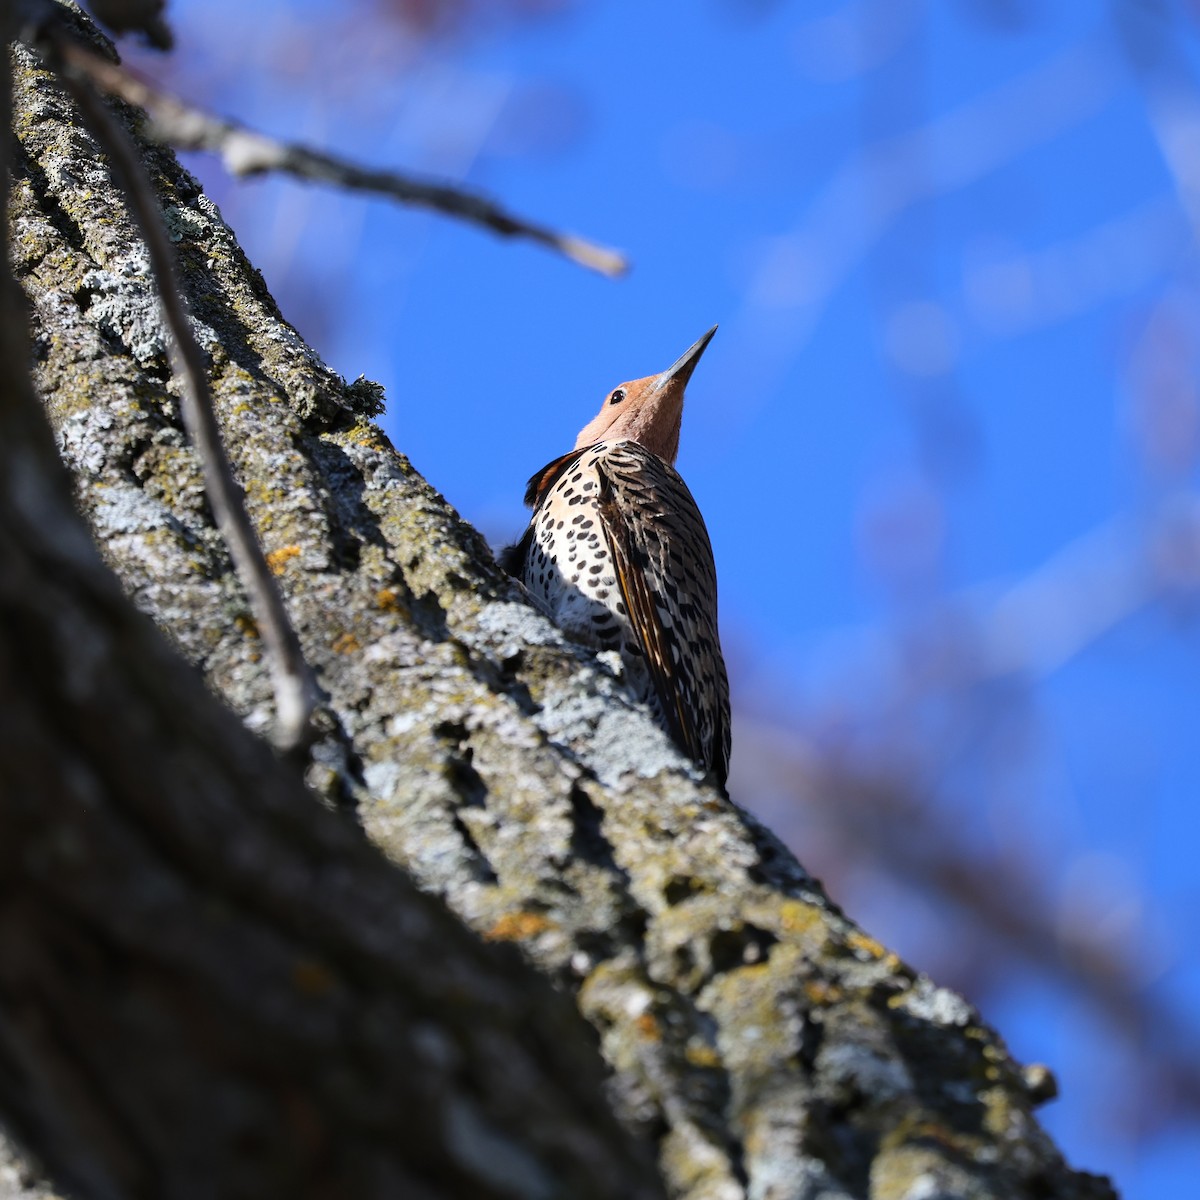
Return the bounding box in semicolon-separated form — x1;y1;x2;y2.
3;13;1117;1200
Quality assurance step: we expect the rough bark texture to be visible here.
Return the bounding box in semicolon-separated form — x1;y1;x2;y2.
1;22;664;1200
4;15;1117;1200
0;355;660;1200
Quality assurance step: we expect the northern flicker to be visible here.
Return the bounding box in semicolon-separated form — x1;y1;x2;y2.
502;327;731;786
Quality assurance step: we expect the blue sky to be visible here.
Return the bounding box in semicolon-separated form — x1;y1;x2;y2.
128;1;1200;1194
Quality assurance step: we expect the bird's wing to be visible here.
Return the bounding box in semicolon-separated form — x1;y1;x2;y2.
523;449;588;508
594;443;731;785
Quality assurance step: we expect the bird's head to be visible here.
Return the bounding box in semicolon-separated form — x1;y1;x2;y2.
573;326;717;465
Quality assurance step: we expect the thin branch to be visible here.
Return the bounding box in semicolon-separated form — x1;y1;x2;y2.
84;0;173;49
44;31;320;751
56;37;628;278
962;197;1188;338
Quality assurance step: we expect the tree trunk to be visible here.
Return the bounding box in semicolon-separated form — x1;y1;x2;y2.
3;14;1117;1200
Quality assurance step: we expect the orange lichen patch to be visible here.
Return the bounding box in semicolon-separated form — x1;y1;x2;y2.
484;911;554;942
804;980;844;1006
375;586;404;612
635;1012;662;1041
846;930;886;960
331;632;360;655
291;958;335;997
685;1042;720;1068
234;613;260;639
266;544;301;574
346;422;388;451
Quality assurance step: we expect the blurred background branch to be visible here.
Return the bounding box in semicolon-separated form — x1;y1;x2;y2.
46;13;625;274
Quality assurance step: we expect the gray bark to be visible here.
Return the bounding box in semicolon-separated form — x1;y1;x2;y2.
4;15;1117;1200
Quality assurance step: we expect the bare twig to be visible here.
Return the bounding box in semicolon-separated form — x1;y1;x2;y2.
55;37;628;278
962;197;1188;337
84;0;173;49
44;31;320;751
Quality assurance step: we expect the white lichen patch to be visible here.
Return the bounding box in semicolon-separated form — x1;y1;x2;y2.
536;682;691;789
818;1041;914;1103
56;404;117;475
81;259;218;363
747;1153;853;1200
900;978;975;1028
91;482;173;537
473;600;571;657
162;203;208;245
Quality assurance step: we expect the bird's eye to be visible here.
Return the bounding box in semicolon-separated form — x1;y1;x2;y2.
608;388;626;406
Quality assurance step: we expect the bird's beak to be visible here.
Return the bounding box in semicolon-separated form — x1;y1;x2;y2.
653;325;718;393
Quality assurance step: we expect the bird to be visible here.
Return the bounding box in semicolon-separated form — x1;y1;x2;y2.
501;327;731;787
